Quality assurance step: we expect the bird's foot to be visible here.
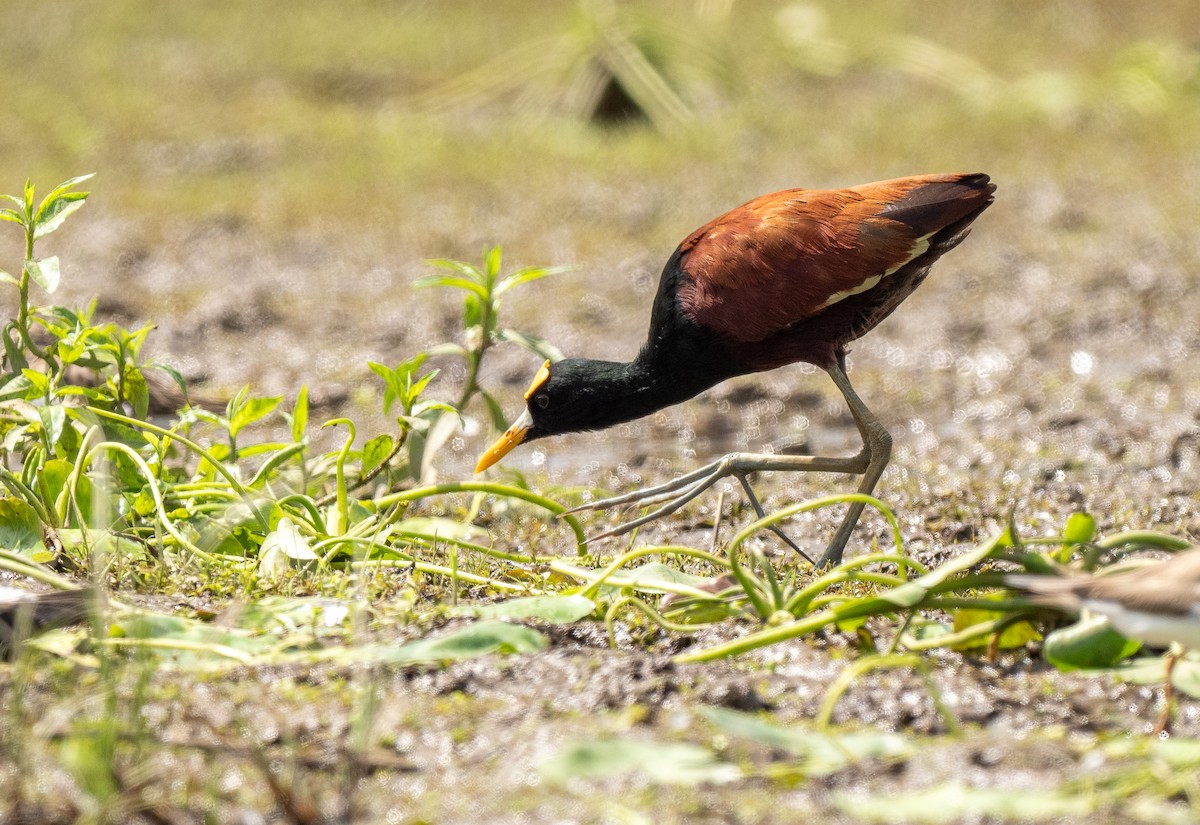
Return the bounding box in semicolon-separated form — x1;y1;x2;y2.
566;458;732;543
562;450;869;556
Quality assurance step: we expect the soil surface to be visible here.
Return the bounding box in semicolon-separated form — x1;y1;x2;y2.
8;172;1199;823
4;3;1200;820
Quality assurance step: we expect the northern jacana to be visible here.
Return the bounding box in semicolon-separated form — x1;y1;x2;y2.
477;173;996;566
1009;549;1200;733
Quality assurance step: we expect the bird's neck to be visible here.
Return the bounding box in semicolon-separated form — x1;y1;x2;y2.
574;349;729;431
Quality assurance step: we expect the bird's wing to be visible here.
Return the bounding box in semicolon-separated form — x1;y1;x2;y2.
1011;550;1200;618
1082;549;1200;616
676;175;989;343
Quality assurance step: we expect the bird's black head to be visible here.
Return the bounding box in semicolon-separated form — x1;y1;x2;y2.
475;357;651;472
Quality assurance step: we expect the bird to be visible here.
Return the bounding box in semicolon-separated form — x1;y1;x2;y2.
0;586;93;660
1009;549;1200;734
476;173;996;566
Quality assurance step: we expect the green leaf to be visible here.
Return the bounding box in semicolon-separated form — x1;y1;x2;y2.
3;330;28;371
1055;511;1097;563
481;244;502;282
581;562;722;594
229;394;282;437
1114;654;1200;699
880;530;1011;608
701;707;911;776
1042;614;1142;671
261;517;316;561
109;611;277;667
411;274;488;298
235;596;352;634
386;620;547;663
0;497;47;557
24;256;61;294
291;385;309;442
40;173;95;204
494;328;564;361
1063;511;1097;544
123;368;150;420
834;781;1092;823
480;390;510;433
459;595;595;624
33;195;87;239
395;516;482;542
39;405;66;448
361;433;395;475
951;594;1042;650
39;458;94;527
0;208;23;225
495;264;573;295
424;257;484;279
542;740;740;786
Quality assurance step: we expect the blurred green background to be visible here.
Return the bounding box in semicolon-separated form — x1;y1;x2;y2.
3;1;1199;485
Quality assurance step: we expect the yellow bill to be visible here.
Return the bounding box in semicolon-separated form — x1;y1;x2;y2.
475;408;533;473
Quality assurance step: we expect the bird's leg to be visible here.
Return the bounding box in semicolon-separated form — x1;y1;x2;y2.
1153;644;1183;735
736;473;815;564
567;358;892;562
816;359;893;568
569;450;869;542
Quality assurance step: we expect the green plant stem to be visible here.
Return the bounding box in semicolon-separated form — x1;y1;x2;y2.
16;225;53;368
85;406;271;533
557;544;728;600
727;493;906;569
899;612;1037;652
0;466;56;526
313;428;407;507
816;653;922;728
374;481;587;553
348;558;527;592
323;418;355;535
0;549;81;589
72;439;221;564
604;595;716;647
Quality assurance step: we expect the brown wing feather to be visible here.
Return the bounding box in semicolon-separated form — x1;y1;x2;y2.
676;174;991;344
1012;549;1200;617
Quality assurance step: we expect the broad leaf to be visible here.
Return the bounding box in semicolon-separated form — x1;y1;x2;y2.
543;740;740;786
0;498;46;557
361;433;394;475
24;256;61;294
701;707;911;776
229;394;282;437
495;264;573;295
1113;653;1200;699
235;596;353;634
386;620;547;663
460;595;595;624
412;273;488;298
39;459;94;527
1042;614;1142;671
495;328;564;361
291;385;309;442
395;516;482;542
33;194;88;239
259;518;316;562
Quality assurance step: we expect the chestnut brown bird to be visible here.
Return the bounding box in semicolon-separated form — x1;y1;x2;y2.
477;173;995;566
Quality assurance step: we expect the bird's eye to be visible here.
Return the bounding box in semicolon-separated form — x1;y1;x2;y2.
535;393;550;409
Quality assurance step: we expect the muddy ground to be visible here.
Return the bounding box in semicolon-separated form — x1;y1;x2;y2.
5;2;1200;822
6;168;1197;824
